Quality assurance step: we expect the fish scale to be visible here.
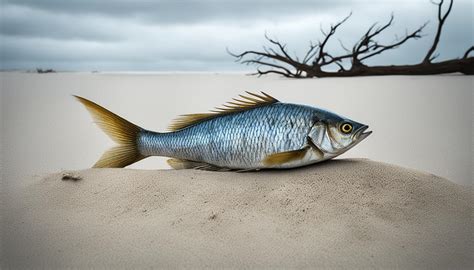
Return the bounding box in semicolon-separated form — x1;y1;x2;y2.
138;103;313;169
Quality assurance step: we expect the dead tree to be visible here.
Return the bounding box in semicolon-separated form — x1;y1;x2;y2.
230;0;473;78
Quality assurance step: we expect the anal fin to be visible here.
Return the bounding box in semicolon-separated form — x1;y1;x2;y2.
167;159;230;171
167;159;203;170
263;147;310;166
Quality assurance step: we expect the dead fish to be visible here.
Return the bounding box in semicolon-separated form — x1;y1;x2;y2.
75;92;371;171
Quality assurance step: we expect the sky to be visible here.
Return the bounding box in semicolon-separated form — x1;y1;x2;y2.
1;0;472;71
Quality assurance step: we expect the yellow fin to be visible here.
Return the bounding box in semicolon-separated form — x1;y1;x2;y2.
75;96;145;168
94;145;145;168
167;159;205;170
263;147;309;166
167;159;230;171
168;91;279;131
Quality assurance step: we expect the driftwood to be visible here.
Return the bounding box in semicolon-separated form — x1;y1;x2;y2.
36;68;56;74
230;0;473;78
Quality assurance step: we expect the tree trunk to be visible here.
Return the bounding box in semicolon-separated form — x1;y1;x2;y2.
306;57;474;78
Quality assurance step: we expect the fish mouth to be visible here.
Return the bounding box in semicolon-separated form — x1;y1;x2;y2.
353;125;372;141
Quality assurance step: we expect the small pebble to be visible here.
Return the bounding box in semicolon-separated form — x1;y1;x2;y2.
61;172;82;181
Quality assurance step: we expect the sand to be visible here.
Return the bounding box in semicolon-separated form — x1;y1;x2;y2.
1;72;472;268
1;72;472;186
2;159;472;269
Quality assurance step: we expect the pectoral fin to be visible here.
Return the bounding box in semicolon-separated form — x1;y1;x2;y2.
263;147;310;166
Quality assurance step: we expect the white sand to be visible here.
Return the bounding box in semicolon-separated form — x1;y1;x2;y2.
1;72;472;268
2;159;472;269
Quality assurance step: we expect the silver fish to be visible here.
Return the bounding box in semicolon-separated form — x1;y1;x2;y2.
75;92;371;171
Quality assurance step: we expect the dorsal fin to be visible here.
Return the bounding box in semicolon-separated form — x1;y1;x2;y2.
168;91;279;131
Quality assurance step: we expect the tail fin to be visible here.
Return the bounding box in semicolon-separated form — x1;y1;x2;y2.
74;96;146;168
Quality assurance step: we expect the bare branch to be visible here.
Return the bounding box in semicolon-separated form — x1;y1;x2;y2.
423;0;453;63
319;23;327;36
264;33;298;64
334;60;347;72
314;12;352;65
359;22;427;61
338;38;351;53
429;52;440;62
229;49;301;70
241;59;294;75
251;69;297;78
302;42;319;64
352;14;395;61
463;46;474;59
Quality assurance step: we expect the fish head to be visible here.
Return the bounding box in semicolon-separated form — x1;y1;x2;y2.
309;112;372;156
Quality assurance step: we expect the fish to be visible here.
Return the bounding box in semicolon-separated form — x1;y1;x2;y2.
75;92;371;171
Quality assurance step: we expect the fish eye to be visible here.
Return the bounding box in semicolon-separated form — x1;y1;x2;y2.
340;123;353;134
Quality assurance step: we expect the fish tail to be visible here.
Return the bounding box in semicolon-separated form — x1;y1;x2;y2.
74;96;146;168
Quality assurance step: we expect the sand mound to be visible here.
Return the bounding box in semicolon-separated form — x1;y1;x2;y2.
3;159;472;269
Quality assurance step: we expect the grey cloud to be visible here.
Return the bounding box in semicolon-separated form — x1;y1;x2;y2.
0;0;472;71
1;5;123;41
2;0;349;24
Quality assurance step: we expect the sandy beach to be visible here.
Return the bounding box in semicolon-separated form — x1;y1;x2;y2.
1;72;473;268
2;159;472;269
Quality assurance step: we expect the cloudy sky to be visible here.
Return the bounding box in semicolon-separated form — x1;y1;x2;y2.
1;0;472;71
